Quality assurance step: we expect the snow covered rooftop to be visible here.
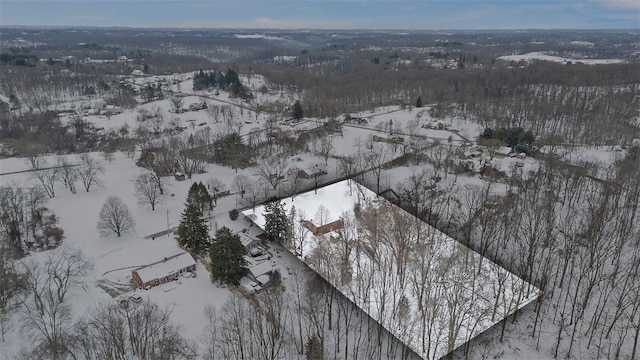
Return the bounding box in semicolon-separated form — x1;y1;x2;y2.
133;251;196;284
248;260;274;279
239;232;259;248
244;180;540;360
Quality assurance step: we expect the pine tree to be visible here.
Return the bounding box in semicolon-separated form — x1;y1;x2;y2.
209;227;247;285
416;95;423;108
264;201;287;243
177;202;209;255
292;100;304;120
186;182;213;213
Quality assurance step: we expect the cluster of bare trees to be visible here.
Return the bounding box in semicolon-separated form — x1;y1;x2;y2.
463;83;640;145
384;143;640;359
29;154;104;198
440;149;640;359
7;247;91;359
73;299;197;360
1;243;195;360
294;185;530;360
202;272;420;360
0;184;64;253
137;133;208;179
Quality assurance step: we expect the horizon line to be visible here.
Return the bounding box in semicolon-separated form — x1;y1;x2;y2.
1;25;638;32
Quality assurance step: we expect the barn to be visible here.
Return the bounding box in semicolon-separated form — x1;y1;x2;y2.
131;251;196;288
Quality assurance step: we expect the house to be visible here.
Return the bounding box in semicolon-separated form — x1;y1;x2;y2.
373;135;404;144
495;146;513;158
248;260;273;285
174;172;186;181
301;219;344;236
131;251;196;288
189;102;207;111
297;163;328;179
239;232;260;251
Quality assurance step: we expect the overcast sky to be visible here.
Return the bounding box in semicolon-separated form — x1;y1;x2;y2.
1;0;639;29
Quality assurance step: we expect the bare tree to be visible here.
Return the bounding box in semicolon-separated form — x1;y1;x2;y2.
31;166;59;198
0;246;26;342
19;256;76;359
232;174;251;199
44;246;93;304
97;196;135;237
364;143;390;194
134;171;165;211
207;178;225;205
201;304;220;360
318;135;335;166
77;154;104;192
56;156;78;194
74;299;196;360
244;178;268;210
254;155;289;190
170;96;184;114
207;104;221;123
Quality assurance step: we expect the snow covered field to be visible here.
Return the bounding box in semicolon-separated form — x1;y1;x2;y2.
497;52;625;65
0;152;237;358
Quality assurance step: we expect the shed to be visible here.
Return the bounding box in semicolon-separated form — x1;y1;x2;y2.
174;172;186;181
131;251;196;288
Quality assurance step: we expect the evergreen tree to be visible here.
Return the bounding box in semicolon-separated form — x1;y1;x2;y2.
416;95;423;108
292;100;304;120
263;201;287;243
209;227;247;285
186;182;213;214
177;202;209;255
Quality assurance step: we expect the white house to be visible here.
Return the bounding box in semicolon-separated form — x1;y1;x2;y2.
239;232;260;251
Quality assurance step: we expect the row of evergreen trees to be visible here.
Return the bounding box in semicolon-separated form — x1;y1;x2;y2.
480;126;536;153
193;68;252;100
177;182;212;255
177;182;248;285
178;186;293;286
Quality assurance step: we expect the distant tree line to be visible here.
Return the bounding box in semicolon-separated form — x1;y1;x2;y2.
0;52;38;67
480;127;535;153
193;69;252;100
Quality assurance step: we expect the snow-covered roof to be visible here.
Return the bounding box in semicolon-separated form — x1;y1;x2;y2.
248;260;273;278
245;180;540;360
496;146;512;155
256;274;270;285
134;251;196;284
239;232;259;247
